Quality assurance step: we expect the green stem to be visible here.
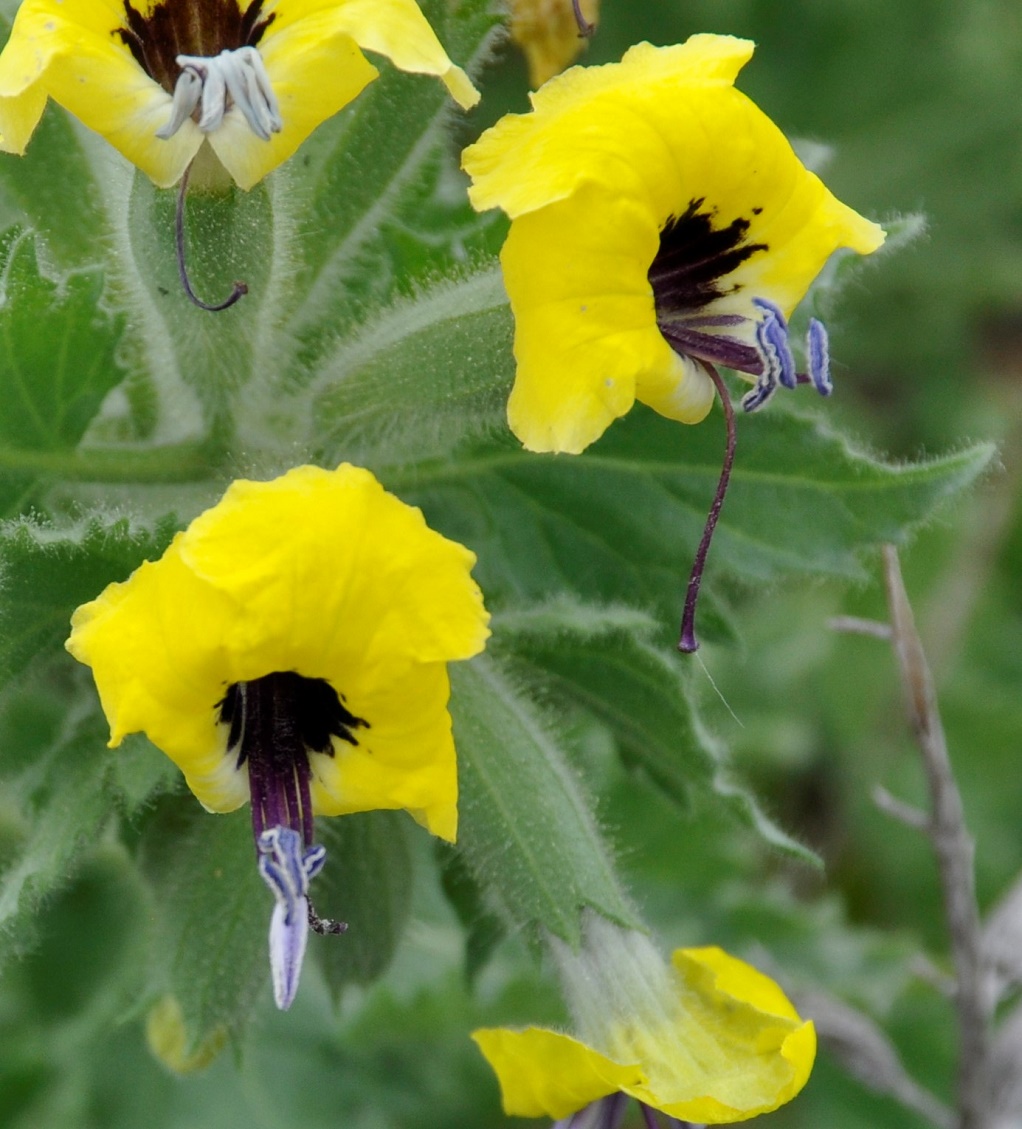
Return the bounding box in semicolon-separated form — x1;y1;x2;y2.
0;442;216;483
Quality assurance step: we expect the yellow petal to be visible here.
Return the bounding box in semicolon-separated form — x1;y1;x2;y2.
624;946;815;1123
464;35;884;451
66;464;489;823
179;465;489;673
472;1026;644;1119
471;944;815;1123
501;182;713;453
0;85;47;154
145;995;228;1075
310;661;458;840
267;0;479;108
463;36;756;218
0;0;200;185
66;536;249;812
209;24;377;190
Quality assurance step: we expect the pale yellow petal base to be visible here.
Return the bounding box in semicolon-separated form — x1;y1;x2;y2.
473;946;815;1123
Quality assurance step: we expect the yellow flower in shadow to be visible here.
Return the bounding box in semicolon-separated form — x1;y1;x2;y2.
473;920;815;1123
0;0;479;188
462;35;884;455
510;0;599;88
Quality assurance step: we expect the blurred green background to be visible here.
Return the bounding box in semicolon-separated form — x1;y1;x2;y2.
2;1;1020;1126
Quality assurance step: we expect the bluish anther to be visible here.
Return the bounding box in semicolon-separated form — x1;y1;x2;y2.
257;826;328;1010
742;300;834;412
806;318;832;396
753;297;797;389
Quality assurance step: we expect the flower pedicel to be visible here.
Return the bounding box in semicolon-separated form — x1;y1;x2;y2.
66;463;489;1009
462;35;885;650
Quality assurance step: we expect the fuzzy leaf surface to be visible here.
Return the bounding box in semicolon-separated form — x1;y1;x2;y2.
0;514;177;683
396;407;994;626
449;656;638;944
315;811;414;994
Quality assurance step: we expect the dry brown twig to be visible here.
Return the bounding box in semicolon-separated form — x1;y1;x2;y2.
881;544;990;1129
829;546;993;1128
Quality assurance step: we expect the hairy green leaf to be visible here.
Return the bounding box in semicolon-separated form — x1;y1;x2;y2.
286;0;502;351
450;656;639;945
137;801;267;1054
0;89;106;268
397;406;994;629
0;230;124;453
495;600;818;864
0;709;113;970
308;268;511;466
0;513;177;683
315;811;414;995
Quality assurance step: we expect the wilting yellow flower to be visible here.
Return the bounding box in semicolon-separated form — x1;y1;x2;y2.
0;0;479;188
67;463;489;1008
473;921;815;1123
510;0;599;88
462;35;884;454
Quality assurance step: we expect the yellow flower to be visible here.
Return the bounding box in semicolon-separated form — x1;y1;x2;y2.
0;0;479;188
510;0;599;89
473;921;815;1123
66;463;489;1008
462;35;885;455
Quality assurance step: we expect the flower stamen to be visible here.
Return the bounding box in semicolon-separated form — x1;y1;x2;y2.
553;1094;629;1129
806;318;832;395
753;297;797;390
257;827;347;1010
174;159;249;312
221;670;367;1006
156;47;282;141
678;364;735;654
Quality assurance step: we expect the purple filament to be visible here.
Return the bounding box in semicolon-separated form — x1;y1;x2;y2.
175;160;248;312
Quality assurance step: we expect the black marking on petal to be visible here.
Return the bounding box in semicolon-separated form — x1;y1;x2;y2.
649;198;768;322
219;671;369;848
116;0;275;94
218;671;368;771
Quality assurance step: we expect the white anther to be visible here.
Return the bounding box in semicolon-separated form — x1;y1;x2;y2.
155;66;203;140
157;47;283;142
224;47;282;141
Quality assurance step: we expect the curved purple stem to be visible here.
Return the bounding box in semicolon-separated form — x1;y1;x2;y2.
175;160;248;312
572;0;595;37
678;364;736;653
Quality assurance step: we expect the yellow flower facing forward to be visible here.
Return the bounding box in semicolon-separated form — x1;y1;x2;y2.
473;919;815;1125
462;35;884;456
0;0;479;188
66;463;489;1009
510;0;599;89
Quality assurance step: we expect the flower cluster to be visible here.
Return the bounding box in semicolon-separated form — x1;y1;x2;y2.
0;0;890;1116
